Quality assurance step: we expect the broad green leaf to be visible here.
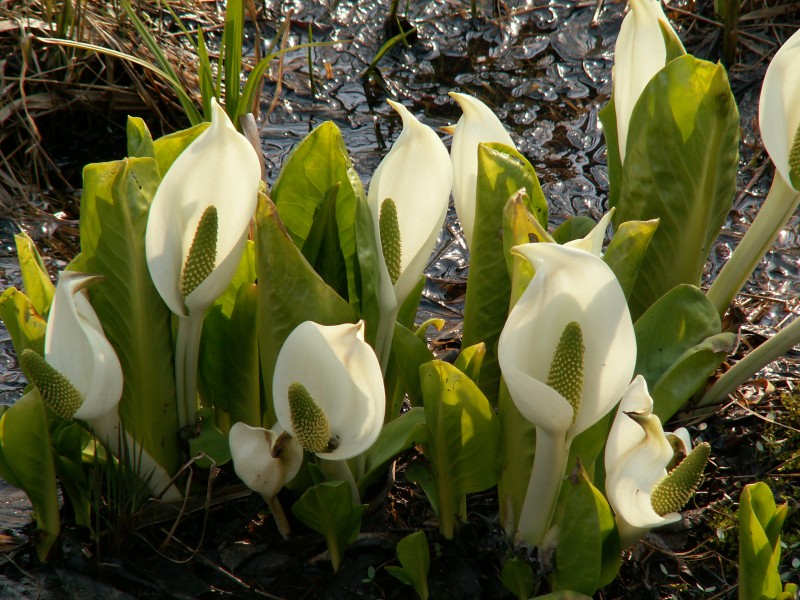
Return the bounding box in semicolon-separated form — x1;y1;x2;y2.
614;56;739;319
215;240;257;319
78;157;180;474
51;421;91;527
599;97;622;210
301;182;348;300
739;483;785;600
255;195;357;424
463;143;547;404
291;480;365;572
198;306;231;413
225;283;261;427
551;216;597;245
397;276;425;330
0;287;47;357
392;323;434;408
271;122;366;313
497;382;536;538
602;219;659;300
386;530;430;600
14;231;54;316
634;284;723;388
0;389;59;560
152;121;210;177
358;407;426;495
420;360;500;538
551;462;618;596
188;408;231;467
126;117;155;158
454;343;486;385
651;331;736;421
404;460;439;516
355;180;383;348
501;556;534;600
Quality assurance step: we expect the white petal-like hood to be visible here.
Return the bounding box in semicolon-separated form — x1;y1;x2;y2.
449;92;516;248
45;271;123;421
605;376;681;530
368;101;452;309
273;321;385;460
613;0;681;163
145;100;261;316
498;243;636;437
229;422;302;499
759;28;800;190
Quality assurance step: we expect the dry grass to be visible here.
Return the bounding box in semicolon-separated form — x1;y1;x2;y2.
0;0;223;217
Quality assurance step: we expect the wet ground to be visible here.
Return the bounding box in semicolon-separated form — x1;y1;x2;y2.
1;0;800;597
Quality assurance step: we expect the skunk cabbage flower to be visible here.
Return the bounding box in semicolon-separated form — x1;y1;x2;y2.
145;100;261;317
499;244;636;440
273;321;385;461
613;0;683;163
20;271;179;501
369;100;452;311
498;243;636;546
229;422;302;538
145;99;261;428
605;375;710;547
449;92;516;248
759;27;800;191
368;100;452;367
22;271;123;421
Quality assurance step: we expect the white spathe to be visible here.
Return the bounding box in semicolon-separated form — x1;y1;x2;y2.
449;92;516;248
498;243;636;439
229;422;302;500
45;271;123;421
145;100;261;317
759;27;800;190
613;0;683;162
368;100;453;310
605;375;682;535
273;321;385;461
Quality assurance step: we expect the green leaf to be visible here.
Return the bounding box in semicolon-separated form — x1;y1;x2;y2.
739;483;785;600
0;287;47;358
602;219;659;300
386;530;430;600
454;343;486;385
126;117;155;158
532;592;593;600
14;231;54;316
392;323;434;408
634;284;723;388
225;282;261;427
550;462;619;596
501;555;534;600
0;389;60;560
599;97;622;211
255;194;358;424
651;331;736;421
188;408;231;467
358;407;426;495
551;216;597;245
291;480;365;572
271;121;366;313
405;460;439;516
420;360;501;538
51;421;91;527
78;157;180;474
463;143;547;404
614;56;739;318
300;182;348;300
